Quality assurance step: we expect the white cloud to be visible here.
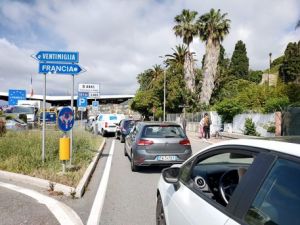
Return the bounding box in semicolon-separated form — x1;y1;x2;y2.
0;0;299;96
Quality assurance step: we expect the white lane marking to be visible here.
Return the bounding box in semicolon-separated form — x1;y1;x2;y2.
87;140;115;225
0;181;83;225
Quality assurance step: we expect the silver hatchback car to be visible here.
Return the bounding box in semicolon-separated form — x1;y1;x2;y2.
124;122;192;171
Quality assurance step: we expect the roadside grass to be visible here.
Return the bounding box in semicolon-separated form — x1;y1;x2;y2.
0;127;102;187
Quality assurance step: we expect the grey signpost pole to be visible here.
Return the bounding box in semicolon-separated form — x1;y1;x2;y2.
70;74;74;166
42;73;46;163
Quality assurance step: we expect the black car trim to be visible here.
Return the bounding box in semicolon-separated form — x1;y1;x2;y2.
227;152;276;218
231;150;300;225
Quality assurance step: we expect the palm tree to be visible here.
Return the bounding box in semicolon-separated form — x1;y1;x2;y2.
165;45;189;67
173;9;198;93
197;9;230;104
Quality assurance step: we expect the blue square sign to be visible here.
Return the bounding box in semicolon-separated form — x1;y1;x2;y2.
92;101;99;108
8;89;26;106
77;97;87;108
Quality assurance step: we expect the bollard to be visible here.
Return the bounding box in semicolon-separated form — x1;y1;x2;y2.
59;136;70;173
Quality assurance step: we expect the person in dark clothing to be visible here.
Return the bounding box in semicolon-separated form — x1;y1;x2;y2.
203;113;211;139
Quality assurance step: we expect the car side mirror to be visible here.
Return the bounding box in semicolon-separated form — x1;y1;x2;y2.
162;167;180;184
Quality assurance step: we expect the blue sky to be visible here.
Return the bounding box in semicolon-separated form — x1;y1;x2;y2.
0;0;299;96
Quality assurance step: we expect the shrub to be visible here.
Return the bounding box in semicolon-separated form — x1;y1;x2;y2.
215;99;244;123
0;118;6;137
244;118;259;136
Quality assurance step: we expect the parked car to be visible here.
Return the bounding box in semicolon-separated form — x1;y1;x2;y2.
116;119;139;143
94;113;125;136
124;122;192;171
156;138;300;225
5;118;27;130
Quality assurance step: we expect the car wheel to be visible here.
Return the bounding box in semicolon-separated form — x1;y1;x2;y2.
156;195;166;225
101;129;106;137
124;144;128;156
120;136;125;143
131;151;138;172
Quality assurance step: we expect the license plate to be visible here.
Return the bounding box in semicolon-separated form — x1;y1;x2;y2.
157;156;176;161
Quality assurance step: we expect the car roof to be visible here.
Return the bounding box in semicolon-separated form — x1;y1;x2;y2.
138;121;180;126
207;139;300;157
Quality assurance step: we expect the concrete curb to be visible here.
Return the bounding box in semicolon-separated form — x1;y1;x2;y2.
0;138;106;198
75;138;106;198
0;170;73;196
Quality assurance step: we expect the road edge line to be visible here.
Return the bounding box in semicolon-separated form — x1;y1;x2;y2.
75;138;106;198
86;140;115;225
0;181;83;225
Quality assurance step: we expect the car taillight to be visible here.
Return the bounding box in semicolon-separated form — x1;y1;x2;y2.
137;139;154;146
105;122;108;128
179;139;190;145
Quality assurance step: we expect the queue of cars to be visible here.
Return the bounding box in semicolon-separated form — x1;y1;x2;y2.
92;115;300;225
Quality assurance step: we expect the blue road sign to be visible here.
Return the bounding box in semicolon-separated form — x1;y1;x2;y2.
39;63;82;75
77;97;87;108
92;101;99;108
78;92;89;97
58;107;74;132
36;51;79;63
8;89;26;106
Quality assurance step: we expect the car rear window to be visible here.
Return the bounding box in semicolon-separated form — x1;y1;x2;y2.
142;125;185;138
109;115;118;120
123;120;136;129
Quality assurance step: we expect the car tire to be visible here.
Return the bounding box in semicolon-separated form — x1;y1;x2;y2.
124;144;128;156
101;129;106;137
120;136;125;143
131;151;138;172
156;195;166;225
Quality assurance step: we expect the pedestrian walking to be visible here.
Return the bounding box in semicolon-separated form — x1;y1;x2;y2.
203;113;211;139
199;116;205;138
180;115;187;134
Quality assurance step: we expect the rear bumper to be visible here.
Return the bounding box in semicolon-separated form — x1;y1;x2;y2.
133;149;192;166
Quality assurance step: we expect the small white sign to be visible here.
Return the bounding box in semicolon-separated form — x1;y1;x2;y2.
89;92;100;98
78;107;86;111
78;83;99;92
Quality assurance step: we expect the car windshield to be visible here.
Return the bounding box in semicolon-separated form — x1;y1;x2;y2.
142;125;185;138
12;106;34;114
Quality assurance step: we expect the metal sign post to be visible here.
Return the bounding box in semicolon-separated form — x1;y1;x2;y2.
70;74;74;166
42;73;46;163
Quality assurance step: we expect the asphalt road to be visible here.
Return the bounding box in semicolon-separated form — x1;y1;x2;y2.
0;185;59;225
97;136;210;225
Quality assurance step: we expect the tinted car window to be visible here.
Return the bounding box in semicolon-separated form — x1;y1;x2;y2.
245;158;300;225
141;125;185;138
123;120;136;130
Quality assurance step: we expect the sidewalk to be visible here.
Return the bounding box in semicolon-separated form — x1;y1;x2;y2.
186;130;226;144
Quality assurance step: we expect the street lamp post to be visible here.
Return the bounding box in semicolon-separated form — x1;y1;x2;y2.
163;69;166;122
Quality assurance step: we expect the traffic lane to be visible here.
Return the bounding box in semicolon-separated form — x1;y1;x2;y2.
60;137;112;224
100;138;164;225
0;186;59;225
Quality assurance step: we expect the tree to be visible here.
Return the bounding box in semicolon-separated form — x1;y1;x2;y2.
165;45;188;67
280;41;300;83
230;40;249;78
173;9;198;93
197;8;231;105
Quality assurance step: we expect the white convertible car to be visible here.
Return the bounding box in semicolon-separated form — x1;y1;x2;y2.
156;138;300;225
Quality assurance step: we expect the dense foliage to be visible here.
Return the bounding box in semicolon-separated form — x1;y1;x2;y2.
280;41;300;83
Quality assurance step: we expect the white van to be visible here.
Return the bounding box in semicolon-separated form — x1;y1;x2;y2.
94;113;125;136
